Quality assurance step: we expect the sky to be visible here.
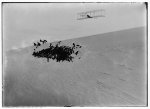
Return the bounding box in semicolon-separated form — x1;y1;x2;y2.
3;3;146;51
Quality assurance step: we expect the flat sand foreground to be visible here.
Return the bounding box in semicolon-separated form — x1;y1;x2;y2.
3;27;147;106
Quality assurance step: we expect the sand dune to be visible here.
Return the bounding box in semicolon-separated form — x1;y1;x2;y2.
3;27;147;106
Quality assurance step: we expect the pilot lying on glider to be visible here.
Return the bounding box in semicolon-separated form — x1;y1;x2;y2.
87;14;93;18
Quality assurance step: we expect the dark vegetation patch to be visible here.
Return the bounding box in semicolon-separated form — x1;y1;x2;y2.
32;39;82;62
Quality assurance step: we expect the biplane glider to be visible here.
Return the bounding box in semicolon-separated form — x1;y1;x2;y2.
77;9;105;20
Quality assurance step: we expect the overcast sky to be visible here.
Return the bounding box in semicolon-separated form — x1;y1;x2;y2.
3;3;146;51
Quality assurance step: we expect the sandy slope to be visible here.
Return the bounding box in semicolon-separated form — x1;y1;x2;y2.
3;27;147;106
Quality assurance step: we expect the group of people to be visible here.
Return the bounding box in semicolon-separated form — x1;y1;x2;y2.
32;40;82;62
